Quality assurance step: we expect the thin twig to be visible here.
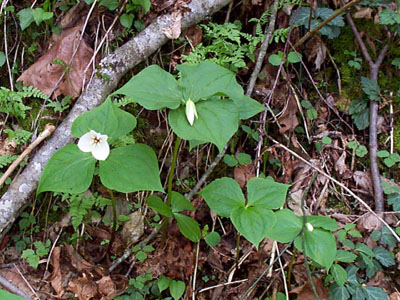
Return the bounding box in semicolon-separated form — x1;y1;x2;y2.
13;264;38;299
246;0;279;97
269;137;400;242
0;124;55;186
294;0;363;49
199;279;248;293
240;242;293;300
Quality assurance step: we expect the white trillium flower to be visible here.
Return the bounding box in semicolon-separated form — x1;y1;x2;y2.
185;99;198;126
306;222;314;232
78;130;110;160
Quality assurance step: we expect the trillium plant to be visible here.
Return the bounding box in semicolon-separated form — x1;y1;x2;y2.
37;99;163;195
113;61;264;151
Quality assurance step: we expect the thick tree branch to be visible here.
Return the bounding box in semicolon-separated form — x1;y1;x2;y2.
0;0;232;238
346;12;388;214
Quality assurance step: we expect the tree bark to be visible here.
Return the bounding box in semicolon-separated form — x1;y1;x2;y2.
0;0;232;238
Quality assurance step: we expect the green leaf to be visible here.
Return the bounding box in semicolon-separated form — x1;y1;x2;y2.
158;275;172;292
169;280;185;300
347;230;362;238
268;53;283;66
307;108;318;120
231;206;276;248
331;264;347;286
99;0;119;10
32;8;53;25
177;62;240;101
229;95;264;120
17;8;34;30
0;288;27;300
287;51;302;63
322;136;332;144
99;144;163;193
266;209;302;243
377;150;390;158
237;153;252;165
335;250;357;263
246;177;290;209
72;99;136;139
379;9;400;25
38;145;96;194
356;145;368;157
294;228;337;269
361;77;380;101
223;154;238;167
306;215;338;231
373;247;395;267
329;285;350;300
0;52;6;67
355;242;375;257
114;65;182;110
205;231;221;247
132;0;151;13
120;13;134;28
146;195;172;217
173;213;201;242
363;286;388;300
171;192;195;213
168;100;239;152
199;177;245;217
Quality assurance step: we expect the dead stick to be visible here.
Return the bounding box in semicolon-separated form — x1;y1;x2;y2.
346;12;388;213
294;0;362;49
0;124;55;186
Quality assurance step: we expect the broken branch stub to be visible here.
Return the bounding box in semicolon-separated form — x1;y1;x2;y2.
0;0;232;238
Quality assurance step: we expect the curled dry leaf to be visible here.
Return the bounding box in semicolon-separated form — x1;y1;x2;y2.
50;246;64;297
68;276;97;300
290;277;329;300
353;171;373;196
279;95;299;134
162;10;183;39
305;37;327;70
17;23;94;99
390;292;400;300
121;211;144;246
335;151;352;179
357;213;382;232
234;163;255;188
353;7;373;19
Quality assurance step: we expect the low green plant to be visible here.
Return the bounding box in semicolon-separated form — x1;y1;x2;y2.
158;275;186;300
301;100;318;120
182;22;265;71
21;240;51;269
223;152;252;167
268;51;302;66
348;141;368;158
4;129;32;145
131;245;155;262
17;7;53;31
344;50;362;70
377;150;400;167
292;6;345;39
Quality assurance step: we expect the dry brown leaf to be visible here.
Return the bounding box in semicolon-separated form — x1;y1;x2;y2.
0;267;35;298
234;163;255;188
291;277;329;300
357;213;382;231
17;23;94;99
50;247;64;297
97;276;116;298
353;171;373;196
162;11;182;39
279;96;299;134
305;38;327;70
335;152;352;179
68;276;97;300
353;7;373;19
390;292;400;300
121;211;144;246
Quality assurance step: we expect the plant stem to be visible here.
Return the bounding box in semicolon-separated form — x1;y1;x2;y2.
167;135;181;206
161;135;181;239
108;189;117;253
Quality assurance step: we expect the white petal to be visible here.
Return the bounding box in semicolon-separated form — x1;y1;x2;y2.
306;223;314;232
78;131;95;152
91;140;110;160
185;99;196;126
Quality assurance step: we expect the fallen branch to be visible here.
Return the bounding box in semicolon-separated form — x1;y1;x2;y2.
0;0;232;238
0;124;55;186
